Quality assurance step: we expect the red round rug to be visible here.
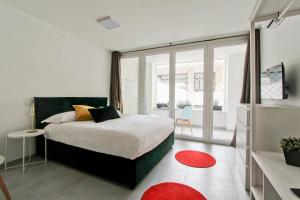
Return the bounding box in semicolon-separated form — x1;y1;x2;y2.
141;182;206;200
175;150;216;168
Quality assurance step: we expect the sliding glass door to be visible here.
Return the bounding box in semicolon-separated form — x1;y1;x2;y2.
145;53;170;117
211;43;247;143
121;36;248;144
174;49;205;140
120;57;139;114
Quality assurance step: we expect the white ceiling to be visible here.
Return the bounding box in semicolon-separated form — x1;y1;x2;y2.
1;0;256;51
256;0;300;18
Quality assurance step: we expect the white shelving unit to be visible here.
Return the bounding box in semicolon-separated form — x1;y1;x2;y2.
250;105;300;200
249;1;300;199
252;151;300;200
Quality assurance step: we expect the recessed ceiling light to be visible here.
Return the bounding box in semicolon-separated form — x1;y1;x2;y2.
97;16;120;30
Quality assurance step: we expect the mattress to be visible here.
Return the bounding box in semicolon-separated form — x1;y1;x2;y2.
44;114;174;160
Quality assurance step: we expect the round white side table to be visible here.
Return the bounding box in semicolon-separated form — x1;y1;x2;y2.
5;129;47;173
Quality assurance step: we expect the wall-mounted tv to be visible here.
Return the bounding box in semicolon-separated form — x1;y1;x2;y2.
261;63;288;100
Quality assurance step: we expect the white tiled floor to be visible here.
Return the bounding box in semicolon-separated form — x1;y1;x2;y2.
0;139;249;200
175;126;234;141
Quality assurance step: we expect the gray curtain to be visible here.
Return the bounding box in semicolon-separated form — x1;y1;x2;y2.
231;29;261;146
109;51;123;112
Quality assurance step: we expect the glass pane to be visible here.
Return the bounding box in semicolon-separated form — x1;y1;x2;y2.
212;44;247;142
121;57;139;114
145;54;170;117
174;49;204;139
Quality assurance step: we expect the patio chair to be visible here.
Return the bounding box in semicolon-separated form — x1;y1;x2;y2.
176;105;193;135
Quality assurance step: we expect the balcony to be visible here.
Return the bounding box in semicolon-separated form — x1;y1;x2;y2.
152;107;234;142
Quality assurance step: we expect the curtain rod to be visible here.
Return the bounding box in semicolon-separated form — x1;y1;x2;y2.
122;33;249;54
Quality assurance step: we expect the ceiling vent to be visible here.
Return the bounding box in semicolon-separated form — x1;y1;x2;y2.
97;16;120;30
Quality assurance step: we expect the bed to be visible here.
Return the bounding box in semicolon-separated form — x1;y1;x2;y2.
34;97;174;189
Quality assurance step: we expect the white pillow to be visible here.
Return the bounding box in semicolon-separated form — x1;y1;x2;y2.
42;111;76;124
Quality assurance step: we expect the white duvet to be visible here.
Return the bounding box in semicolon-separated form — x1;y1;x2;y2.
44;115;174;160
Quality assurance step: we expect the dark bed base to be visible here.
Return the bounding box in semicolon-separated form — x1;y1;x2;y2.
37;132;174;189
34;97;174;189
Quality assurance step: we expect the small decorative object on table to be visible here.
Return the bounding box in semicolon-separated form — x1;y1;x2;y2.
27;102;38;133
156;102;168;109
280;137;300;167
213;100;222;111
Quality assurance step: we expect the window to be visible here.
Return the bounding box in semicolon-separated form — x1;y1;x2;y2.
157;73;187;89
156;73;169;106
176;73;188;90
194;72;204;91
157;73;188;104
213;60;225;107
194;72;217;92
157;74;169;81
158;73;187;83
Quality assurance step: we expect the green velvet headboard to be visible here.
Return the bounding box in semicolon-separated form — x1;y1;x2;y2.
34;97;108;129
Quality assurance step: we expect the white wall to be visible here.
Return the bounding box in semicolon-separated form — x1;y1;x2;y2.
0;2;111;161
255;105;300;152
261;15;300;106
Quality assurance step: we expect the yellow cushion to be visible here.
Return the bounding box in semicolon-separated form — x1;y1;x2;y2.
72;105;94;121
